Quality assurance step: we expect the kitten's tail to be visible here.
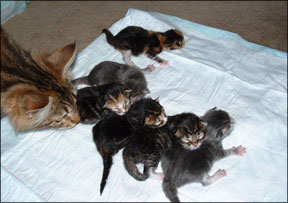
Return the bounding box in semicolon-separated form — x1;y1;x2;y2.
102;29;117;48
162;178;180;202
72;76;89;86
100;155;113;195
123;149;148;181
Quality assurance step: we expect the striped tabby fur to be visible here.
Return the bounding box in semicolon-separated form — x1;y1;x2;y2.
1;27;80;131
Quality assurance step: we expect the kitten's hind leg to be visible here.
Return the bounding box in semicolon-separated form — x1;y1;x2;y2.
201;169;227;186
141;65;156;74
122;50;135;66
162;178;180;202
148;54;169;66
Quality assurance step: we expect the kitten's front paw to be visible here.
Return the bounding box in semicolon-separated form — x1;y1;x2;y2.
160;60;169;66
147;65;156;72
215;169;227;178
233;145;246;156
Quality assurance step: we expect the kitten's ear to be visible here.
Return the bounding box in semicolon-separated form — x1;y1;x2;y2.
103;101;107;108
175;128;183;138
33;42;77;81
216;130;224;138
143;88;150;95
200;121;208;128
154;97;159;102
19;90;53;118
144;116;154;126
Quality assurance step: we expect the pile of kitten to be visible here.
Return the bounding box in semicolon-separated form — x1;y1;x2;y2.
1;26;246;202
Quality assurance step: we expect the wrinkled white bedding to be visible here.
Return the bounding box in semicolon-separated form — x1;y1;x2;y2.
1;8;287;202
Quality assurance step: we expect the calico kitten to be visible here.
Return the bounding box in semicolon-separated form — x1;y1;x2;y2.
122;112;206;182
93;97;167;194
102;26;184;67
1;27;80;131
76;82;131;124
161;107;246;202
72;61;149;104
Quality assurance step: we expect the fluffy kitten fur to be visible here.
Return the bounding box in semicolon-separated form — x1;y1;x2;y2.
72;61;149;104
102;26;184;67
76;83;131;124
1;27;80;131
93;97;167;195
161;107;246;202
122;112;206;182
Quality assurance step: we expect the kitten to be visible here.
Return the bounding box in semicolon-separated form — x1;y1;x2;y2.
122;112;206;182
93;97;167;194
72;61;149;104
102;26;184;67
1;27;80;131
76;82;131;124
161;107;246;202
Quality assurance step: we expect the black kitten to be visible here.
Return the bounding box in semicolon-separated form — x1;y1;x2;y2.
161;107;246;202
72;61;149;104
76;83;131;124
122;112;207;182
102;26;184;67
92;97;167;195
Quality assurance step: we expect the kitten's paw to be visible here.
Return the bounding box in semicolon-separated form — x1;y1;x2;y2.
215;169;227;178
233;145;246;156
160;60;169;66
142;65;156;74
147;65;156;72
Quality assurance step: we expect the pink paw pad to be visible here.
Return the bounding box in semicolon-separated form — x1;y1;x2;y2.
215;169;227;177
147;65;156;72
233;145;246;156
160;60;169;66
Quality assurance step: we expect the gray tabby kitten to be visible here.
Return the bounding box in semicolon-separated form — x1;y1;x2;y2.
72;61;152;104
161;107;246;202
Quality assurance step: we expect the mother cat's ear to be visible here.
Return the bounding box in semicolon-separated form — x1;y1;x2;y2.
19;90;53;119
32;42;77;81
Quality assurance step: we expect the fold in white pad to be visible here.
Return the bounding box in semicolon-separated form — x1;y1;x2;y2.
1;8;287;202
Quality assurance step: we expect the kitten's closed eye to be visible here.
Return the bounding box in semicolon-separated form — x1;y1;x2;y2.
176;41;182;47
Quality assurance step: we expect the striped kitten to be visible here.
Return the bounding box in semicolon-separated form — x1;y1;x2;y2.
122;112;206;182
93;97;167;195
76;83;132;124
161;108;246;202
102;26;184;67
1;27;80;131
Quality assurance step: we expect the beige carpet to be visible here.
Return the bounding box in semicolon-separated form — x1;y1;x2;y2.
2;1;287;54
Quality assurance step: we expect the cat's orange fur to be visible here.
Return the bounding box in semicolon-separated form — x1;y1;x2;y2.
1;27;80;131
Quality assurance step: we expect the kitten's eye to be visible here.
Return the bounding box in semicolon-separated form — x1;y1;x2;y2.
176;41;182;47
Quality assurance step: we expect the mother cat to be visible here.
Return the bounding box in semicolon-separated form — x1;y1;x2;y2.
1;28;80;131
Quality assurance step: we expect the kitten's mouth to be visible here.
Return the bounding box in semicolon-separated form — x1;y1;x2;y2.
115;110;127;116
183;144;199;150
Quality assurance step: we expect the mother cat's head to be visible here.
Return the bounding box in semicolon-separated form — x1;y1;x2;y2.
1;28;80;131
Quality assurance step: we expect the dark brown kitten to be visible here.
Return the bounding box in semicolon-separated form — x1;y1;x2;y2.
102;26;184;67
1;27;80;131
93;97;167;195
161;107;246;202
76;83;132;124
122;112;206;182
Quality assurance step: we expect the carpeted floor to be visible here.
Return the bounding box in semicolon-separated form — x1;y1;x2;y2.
2;1;287;55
